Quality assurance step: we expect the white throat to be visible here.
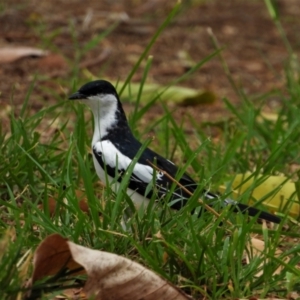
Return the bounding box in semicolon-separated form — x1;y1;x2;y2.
84;94;118;144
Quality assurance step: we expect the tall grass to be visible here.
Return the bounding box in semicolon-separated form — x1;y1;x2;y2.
1;1;300;299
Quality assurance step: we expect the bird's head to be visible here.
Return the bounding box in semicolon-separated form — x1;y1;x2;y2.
68;80;119;113
68;80;130;138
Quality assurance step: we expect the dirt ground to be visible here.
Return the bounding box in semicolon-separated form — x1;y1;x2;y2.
0;0;299;126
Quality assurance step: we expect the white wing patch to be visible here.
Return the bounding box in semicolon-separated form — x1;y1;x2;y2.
94;140;163;183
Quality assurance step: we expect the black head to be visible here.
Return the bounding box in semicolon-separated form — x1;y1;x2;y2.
68;80;118;100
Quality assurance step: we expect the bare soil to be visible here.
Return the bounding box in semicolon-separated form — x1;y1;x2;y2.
0;0;299;126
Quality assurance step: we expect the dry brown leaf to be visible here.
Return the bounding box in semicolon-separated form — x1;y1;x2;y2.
0;47;48;64
68;241;190;300
31;234;83;283
29;234;190;300
246;237;288;276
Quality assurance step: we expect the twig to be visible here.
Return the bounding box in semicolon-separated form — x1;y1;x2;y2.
147;160;233;226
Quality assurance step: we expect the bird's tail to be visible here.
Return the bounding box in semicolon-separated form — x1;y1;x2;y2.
231;201;281;223
204;191;281;224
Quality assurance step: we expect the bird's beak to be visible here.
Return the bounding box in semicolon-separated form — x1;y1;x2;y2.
68;91;86;100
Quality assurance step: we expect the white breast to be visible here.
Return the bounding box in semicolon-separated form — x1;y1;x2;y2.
92;140;161;210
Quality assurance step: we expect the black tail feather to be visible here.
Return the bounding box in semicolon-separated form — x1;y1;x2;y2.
203;191;281;224
233;202;281;224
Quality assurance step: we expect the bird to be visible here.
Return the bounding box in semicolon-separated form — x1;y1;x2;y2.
68;79;281;224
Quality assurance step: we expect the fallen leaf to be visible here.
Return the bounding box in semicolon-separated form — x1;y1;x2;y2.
257;111;280;123
68;241;190;300
0;47;48;64
246;237;288;276
28;234;190;300
287;291;300;300
30;234;83;283
229;172;299;217
82;79;216;105
178;90;217;106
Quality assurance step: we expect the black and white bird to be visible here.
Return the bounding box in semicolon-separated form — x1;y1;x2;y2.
68;80;281;224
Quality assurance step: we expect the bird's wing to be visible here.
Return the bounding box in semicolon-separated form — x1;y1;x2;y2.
145;152;198;209
92;139;195;207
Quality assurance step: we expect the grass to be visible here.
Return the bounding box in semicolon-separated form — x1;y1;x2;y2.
1;1;300;299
